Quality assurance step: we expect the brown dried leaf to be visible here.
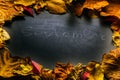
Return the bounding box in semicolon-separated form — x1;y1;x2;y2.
73;0;108;16
101;48;120;80
100;1;120;18
0;48;32;78
83;0;109;11
40;68;54;80
112;31;120;47
67;63;84;80
45;0;68;14
53;62;73;80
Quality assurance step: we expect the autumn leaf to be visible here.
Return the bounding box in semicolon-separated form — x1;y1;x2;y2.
53;62;73;80
0;48;32;78
86;61;104;80
34;0;46;14
0;0;23;24
112;31;120;47
45;0;68;14
0;27;10;48
14;0;36;6
67;63;84;80
100;1;120;18
31;60;42;74
73;0;109;16
101;48;120;80
23;6;34;16
83;0;109;11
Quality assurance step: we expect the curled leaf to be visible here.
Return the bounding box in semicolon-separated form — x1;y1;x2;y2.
67;63;84;80
45;0;68;14
23;6;34;16
0;27;10;48
0;0;23;24
14;0;36;6
100;1;120;18
31;60;42;74
13;64;33;76
101;48;120;80
0;48;32;78
34;0;46;13
73;0;109;16
112;31;120;47
53;62;73;80
83;0;109;11
86;61;104;80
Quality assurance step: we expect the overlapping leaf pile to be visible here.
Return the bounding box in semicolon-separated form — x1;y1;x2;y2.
0;0;120;80
0;47;119;80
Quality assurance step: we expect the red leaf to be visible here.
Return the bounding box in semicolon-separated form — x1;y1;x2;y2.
23;6;34;17
31;60;42;74
81;72;90;80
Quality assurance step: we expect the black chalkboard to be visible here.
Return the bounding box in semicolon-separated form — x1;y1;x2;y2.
5;11;115;68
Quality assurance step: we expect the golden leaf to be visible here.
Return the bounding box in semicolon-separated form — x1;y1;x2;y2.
13;64;33;76
34;0;46;13
101;48;120;80
73;0;108;16
45;0;68;14
83;0;109;11
0;0;23;24
100;1;120;18
14;0;36;6
0;48;32;78
0;27;10;48
112;31;120;47
86;61;104;80
67;63;84;80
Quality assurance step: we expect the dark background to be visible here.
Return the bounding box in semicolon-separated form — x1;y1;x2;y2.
4;11;115;68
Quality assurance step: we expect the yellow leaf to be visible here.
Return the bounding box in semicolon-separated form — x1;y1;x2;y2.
14;0;36;6
45;0;68;14
83;0;109;11
0;27;10;48
0;48;32;78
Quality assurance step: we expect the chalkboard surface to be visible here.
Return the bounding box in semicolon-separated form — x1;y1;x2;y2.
5;11;114;68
